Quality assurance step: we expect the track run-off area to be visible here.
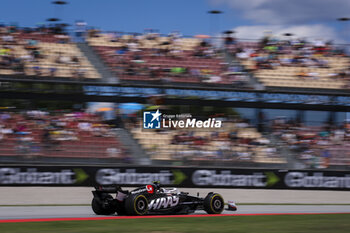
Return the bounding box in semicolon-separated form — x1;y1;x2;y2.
0;187;350;222
0;205;350;222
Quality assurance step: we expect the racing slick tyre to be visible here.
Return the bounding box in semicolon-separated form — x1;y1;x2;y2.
115;200;127;216
203;193;224;214
124;194;148;216
91;194;115;215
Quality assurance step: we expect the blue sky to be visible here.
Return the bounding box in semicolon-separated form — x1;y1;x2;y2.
1;0;350;42
0;0;241;36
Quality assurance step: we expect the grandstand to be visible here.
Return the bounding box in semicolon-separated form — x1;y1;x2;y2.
232;40;350;90
86;30;350;92
272;119;350;168
130;119;286;166
0;111;129;163
0;27;100;79
0;21;350;170
87;32;250;86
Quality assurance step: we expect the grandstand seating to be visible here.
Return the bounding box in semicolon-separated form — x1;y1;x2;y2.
130;120;286;165
234;41;350;90
87;33;249;85
272;122;350;168
0;30;101;79
87;33;202;50
242;57;349;89
0;111;128;161
1;24;350;168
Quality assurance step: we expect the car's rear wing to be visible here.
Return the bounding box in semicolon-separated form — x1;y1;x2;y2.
94;185;121;193
93;185;129;202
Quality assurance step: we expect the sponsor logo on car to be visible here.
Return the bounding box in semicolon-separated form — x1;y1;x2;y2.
130;185;155;194
131;188;148;194
148;196;179;210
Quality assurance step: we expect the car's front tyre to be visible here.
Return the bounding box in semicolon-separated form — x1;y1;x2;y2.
203;193;224;214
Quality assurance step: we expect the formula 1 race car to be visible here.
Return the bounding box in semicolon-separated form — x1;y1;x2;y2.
91;182;237;216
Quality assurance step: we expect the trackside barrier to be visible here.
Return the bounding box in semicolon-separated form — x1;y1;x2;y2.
0;166;349;191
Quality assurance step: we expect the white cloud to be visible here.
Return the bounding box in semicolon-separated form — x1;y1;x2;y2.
210;0;350;25
233;24;343;43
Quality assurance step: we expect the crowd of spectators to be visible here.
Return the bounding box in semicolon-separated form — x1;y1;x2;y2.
168;121;277;163
89;31;250;86
131;117;282;165
0;23;91;79
0;110;129;161
2;21;350;89
271;117;350;168
130;108;350;168
89;29;350;89
226;34;350;88
228;35;345;66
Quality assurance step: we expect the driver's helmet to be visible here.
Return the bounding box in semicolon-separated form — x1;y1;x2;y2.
152;181;161;191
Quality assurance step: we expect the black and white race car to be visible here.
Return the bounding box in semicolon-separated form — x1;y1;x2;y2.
91;182;237;216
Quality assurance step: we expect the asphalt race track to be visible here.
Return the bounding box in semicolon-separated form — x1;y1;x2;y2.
0;205;350;220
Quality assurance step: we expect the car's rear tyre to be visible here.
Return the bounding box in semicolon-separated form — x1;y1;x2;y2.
124;194;148;216
203;193;224;214
91;195;115;215
115;200;127;215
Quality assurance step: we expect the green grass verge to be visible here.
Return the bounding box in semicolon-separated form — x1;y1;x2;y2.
236;203;350;206
0;204;91;207
1;203;350;207
1;214;350;233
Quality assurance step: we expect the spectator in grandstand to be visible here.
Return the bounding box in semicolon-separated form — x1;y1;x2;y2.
31;49;42;61
2;34;14;43
55;34;70;44
109;32;121;43
12;58;25;74
75;68;85;78
49;67;57;77
237;147;253;161
87;28;100;38
169;47;184;59
0;129;3;144
42;128;52;148
56;52;71;64
71;56;80;64
106;147;121;158
203;75;222;83
78;120;92;133
26;39;38;48
296;68;310;79
32;66;41;76
115;46;128;55
16;133;34;156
